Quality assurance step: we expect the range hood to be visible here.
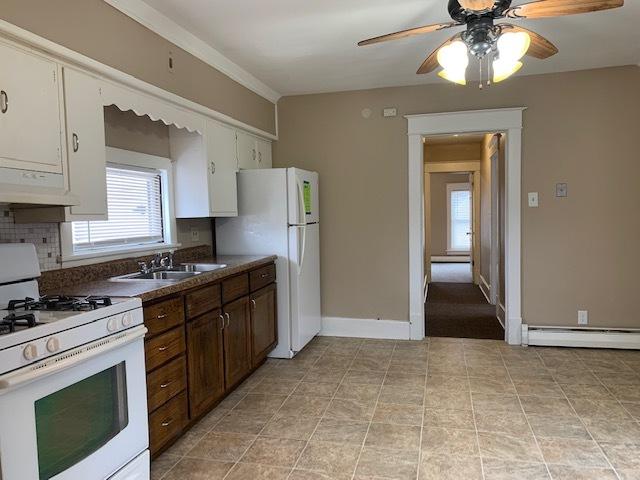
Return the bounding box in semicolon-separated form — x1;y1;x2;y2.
0;167;79;206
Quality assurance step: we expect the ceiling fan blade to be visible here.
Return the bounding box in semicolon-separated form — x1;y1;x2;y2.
459;0;496;11
500;24;559;58
417;33;463;74
506;0;623;19
358;22;458;46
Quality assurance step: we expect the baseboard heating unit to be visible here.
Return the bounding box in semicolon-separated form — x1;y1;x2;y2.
521;324;640;350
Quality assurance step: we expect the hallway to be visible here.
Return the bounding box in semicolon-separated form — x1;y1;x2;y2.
431;262;472;283
426;283;504;340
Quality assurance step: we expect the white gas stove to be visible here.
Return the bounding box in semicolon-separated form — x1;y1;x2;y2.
0;243;149;480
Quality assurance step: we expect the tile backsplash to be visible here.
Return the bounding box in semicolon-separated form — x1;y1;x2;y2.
0;207;60;271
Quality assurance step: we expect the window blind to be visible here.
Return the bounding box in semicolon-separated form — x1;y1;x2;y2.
450;189;471;251
72;166;164;251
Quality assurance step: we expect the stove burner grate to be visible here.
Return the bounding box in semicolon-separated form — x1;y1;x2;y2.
0;313;37;335
7;295;113;312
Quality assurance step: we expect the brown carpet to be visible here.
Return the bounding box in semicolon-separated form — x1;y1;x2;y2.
426;282;504;340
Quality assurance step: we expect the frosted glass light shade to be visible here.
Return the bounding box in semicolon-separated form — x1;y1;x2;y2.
497;32;531;61
493;59;523;83
437;41;469;85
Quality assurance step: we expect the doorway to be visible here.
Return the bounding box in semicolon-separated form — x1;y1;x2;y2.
407;108;524;344
423;132;504;340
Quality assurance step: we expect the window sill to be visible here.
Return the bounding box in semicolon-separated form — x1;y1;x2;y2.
61;243;181;267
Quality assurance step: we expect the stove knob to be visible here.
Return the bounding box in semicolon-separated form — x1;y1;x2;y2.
23;344;38;361
107;318;117;332
46;337;60;353
121;312;132;328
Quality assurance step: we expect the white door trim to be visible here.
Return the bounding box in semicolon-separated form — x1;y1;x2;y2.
406;108;524;345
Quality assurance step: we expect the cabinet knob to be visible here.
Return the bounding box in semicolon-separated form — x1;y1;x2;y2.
72;133;80;152
0;90;7;114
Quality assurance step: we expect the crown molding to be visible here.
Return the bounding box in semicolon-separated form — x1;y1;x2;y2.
103;0;282;103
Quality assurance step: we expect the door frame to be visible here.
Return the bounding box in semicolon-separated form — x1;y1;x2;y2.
424;163;481;285
407;108;524;345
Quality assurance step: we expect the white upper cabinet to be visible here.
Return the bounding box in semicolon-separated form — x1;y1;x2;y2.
237;130;272;170
0;41;63;173
256;137;272;169
63;68;107;219
171;121;239;218
206;121;238;217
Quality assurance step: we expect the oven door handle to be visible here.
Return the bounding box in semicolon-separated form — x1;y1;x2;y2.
0;325;148;391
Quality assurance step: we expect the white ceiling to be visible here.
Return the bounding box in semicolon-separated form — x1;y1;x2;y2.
140;0;640;96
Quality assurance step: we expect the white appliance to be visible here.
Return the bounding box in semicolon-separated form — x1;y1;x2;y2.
0;243;149;480
216;168;321;358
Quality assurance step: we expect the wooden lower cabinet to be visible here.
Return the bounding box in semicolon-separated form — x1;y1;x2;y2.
186;309;225;419
222;296;252;389
143;262;277;456
250;284;277;368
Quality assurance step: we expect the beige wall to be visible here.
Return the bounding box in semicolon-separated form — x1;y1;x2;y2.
274;66;640;328
425;143;482;163
430;173;470;257
1;0;276;135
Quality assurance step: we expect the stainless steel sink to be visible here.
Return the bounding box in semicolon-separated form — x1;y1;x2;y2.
114;270;202;281
111;263;227;281
179;263;227;272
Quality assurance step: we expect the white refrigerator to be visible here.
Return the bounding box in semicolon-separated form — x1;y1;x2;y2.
216;168;321;358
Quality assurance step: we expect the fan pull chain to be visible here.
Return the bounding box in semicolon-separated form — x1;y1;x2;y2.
487;54;492;87
479;58;483;90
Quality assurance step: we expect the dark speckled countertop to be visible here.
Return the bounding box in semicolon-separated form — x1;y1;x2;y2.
58;255;277;303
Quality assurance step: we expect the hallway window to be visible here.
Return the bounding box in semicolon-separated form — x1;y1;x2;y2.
447;183;471;253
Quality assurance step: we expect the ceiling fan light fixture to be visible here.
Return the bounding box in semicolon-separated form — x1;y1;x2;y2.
437;41;469;85
497;31;531;62
492;58;523;82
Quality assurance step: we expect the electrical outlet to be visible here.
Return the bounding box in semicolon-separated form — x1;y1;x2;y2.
190;227;199;242
528;192;539;208
556;183;568;197
578;310;588;326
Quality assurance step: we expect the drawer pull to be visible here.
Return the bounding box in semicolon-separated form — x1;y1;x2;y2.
225;312;230;328
219;314;225;330
260;273;269;278
157;314;167;319
251;299;256;309
158;346;168;352
161;418;174;428
160;381;173;389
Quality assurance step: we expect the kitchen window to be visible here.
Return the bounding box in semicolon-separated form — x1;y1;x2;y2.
60;147;178;263
447;182;472;253
72;165;164;251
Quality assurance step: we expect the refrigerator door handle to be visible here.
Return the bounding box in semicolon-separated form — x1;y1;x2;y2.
296;178;306;226
293;224;307;273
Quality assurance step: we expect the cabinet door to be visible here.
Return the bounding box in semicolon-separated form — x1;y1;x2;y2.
186;310;225;419
250;284;277;367
256;138;272;169
223;296;252;388
0;42;62;172
63;68;107;218
206;121;238;216
236;130;258;170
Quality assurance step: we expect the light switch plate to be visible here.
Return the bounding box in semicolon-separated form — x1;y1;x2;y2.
528;192;539;208
190;227;199;242
556;183;568;197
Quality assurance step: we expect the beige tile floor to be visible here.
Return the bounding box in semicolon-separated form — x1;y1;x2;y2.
151;336;640;480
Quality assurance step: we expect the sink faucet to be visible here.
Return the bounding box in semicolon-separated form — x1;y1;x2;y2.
160;252;174;269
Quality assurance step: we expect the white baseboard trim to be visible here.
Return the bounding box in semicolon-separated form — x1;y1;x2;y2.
479;275;491;304
431;255;470;263
320;317;411;340
521;324;640;350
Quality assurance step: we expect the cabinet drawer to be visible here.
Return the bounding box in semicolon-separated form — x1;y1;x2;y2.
250;263;276;292
222;273;249;304
145;327;186;372
186;284;221;319
149;390;188;454
144;298;184;337
147;355;187;412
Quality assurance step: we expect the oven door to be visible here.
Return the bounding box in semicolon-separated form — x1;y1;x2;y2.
0;325;148;480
